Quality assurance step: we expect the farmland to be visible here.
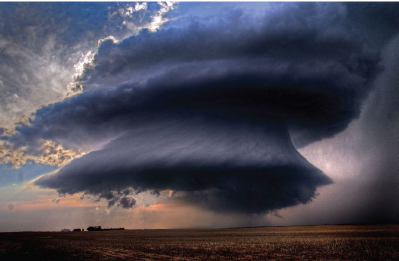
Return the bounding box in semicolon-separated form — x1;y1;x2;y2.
0;224;398;260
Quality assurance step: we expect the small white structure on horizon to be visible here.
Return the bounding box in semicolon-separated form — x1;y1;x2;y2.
61;228;70;232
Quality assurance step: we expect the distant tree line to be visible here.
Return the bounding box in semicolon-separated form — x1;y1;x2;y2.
86;226;125;231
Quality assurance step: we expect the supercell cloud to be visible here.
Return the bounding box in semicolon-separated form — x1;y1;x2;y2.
2;3;398;215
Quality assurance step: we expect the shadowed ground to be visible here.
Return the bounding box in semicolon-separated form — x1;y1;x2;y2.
0;224;398;260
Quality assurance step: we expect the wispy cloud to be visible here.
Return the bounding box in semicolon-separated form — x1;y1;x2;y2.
0;2;175;131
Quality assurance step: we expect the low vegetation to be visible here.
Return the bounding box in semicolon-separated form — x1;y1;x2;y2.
0;224;398;260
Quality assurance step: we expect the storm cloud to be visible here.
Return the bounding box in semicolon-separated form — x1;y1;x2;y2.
5;3;394;213
35;118;332;213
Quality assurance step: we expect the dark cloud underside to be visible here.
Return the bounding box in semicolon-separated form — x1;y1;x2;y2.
35;118;332;213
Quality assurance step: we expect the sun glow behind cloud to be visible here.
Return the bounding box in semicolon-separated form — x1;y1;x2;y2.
0;140;85;168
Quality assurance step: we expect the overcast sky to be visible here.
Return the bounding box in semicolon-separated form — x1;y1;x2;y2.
0;2;398;232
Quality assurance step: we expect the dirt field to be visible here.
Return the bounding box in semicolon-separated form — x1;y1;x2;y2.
0;224;398;260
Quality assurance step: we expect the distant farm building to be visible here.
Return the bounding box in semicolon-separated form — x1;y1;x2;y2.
61;229;70;232
87;226;102;231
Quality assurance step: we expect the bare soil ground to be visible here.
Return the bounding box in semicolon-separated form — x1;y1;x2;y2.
0;224;398;260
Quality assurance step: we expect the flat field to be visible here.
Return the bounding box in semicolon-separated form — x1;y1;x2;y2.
0;224;398;260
